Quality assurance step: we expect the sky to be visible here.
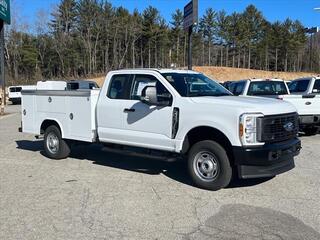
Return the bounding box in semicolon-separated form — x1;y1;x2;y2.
11;0;320;29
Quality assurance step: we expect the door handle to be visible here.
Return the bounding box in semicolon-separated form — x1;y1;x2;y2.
124;108;135;112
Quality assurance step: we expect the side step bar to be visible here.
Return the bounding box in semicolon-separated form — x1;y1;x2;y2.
102;145;181;162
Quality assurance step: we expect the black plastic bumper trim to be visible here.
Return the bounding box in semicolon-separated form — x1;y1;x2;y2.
233;138;301;179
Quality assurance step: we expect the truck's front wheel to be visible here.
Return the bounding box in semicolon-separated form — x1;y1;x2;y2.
44;125;70;159
188;140;232;191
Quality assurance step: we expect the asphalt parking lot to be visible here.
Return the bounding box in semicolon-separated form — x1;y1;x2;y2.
0;104;320;240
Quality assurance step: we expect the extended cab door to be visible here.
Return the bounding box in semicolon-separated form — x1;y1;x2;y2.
97;74;134;142
120;74;175;151
97;72;175;151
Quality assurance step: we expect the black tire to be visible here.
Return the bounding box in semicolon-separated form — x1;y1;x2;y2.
304;127;318;136
188;140;232;191
44;125;70;159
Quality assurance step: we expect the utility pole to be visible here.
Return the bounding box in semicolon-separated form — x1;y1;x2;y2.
183;0;198;70
314;8;320;72
0;0;10;116
187;26;192;70
304;27;319;72
0;20;5;115
310;32;313;71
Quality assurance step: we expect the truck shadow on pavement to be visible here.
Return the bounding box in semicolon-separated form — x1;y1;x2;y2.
16;140;273;189
16;139;43;152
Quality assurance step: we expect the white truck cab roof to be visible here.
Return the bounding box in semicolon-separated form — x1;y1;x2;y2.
110;68;200;75
249;78;283;82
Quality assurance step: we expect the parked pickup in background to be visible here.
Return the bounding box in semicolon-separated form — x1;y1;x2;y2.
8;85;36;104
20;69;301;190
7;80;99;105
227;79;290;98
280;77;320;135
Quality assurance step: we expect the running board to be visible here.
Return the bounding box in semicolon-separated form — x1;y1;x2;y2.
102;145;181;162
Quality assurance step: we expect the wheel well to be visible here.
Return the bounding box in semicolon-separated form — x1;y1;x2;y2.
40;120;61;135
182;126;234;165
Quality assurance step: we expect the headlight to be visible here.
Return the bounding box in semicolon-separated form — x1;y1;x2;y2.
239;113;264;146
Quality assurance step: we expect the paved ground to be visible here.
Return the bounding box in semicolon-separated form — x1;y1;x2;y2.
0;104;320;240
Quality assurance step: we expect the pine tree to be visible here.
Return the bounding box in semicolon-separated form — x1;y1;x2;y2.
199;8;217;65
170;9;184;66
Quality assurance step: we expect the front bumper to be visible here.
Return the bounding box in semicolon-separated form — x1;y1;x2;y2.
233;138;301;179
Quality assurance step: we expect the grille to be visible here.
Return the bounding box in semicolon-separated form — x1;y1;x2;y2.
257;113;299;143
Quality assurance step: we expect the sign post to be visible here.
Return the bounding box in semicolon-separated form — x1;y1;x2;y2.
183;0;198;70
0;0;10;115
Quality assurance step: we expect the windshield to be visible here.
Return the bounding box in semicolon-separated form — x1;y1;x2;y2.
247;81;288;96
161;73;231;97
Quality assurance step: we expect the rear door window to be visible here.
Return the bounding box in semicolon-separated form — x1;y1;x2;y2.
107;74;132;99
289;79;310;93
312;80;320;93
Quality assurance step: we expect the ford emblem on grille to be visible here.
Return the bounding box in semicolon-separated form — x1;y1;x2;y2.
283;122;294;132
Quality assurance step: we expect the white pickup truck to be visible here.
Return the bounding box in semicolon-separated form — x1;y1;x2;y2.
228;79;289;98
20;69;301;190
8;85;36;104
281;77;320;135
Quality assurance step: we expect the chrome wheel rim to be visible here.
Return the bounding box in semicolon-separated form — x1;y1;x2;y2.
46;132;59;154
193;151;219;181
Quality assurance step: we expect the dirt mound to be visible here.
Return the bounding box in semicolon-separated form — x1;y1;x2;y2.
92;76;105;87
92;67;319;85
194;66;318;82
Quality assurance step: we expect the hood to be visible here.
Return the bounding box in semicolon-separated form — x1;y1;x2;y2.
190;96;297;115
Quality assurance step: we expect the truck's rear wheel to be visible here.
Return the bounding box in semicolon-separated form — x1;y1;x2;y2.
188;140;232;191
44;125;70;159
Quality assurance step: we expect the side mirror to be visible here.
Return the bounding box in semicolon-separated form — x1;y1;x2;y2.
141;86;159;105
